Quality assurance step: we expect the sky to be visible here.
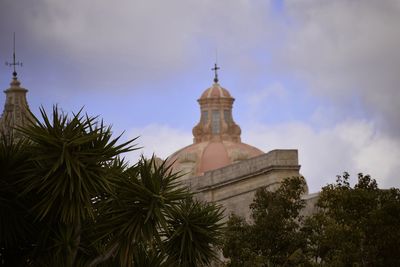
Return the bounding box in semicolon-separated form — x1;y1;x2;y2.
0;0;399;193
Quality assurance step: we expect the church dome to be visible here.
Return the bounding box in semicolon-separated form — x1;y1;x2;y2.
200;83;231;99
168;140;263;177
166;66;263;178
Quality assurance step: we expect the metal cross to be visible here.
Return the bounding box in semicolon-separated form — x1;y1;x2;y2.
212;63;220;83
5;32;23;78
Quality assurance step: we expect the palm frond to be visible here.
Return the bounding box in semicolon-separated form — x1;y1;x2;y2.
163;198;225;267
94;156;190;266
17;106;137;224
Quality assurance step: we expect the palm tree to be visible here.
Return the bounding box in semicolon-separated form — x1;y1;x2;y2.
163;197;224;267
0;106;224;266
0;135;36;266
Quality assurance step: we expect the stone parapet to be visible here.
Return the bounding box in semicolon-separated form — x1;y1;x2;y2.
185;149;300;192
182;149;302;218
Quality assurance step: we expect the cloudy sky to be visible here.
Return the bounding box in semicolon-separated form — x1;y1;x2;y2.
1;0;399;192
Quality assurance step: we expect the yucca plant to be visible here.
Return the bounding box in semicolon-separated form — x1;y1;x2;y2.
163;198;224;267
89;158;225;267
89;156;189;266
18;107;135;224
0;106;224;267
0;134;37;266
1;106;136;266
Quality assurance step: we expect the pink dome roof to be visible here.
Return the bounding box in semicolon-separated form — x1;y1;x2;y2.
200;83;231;99
167;140;263;177
199;142;230;174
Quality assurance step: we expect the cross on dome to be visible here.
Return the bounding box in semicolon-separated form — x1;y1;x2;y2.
211;63;220;83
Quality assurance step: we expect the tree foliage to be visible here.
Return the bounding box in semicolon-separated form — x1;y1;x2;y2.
303;172;400;266
0;106;224;267
222;176;308;266
222;174;400;267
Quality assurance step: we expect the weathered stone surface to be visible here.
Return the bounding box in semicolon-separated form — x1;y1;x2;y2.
0;76;33;138
182;149;308;219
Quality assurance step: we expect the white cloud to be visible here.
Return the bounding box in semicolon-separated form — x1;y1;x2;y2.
247;81;288;108
3;0;398;136
245;81;289;120
20;0;274;90
243;119;400;192
276;0;400;133
125;124;192;164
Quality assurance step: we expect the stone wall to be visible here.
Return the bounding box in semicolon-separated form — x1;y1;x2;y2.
301;192;320;217
183;149;303;219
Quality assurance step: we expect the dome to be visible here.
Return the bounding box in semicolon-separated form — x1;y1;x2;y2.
200;83;232;99
166;67;264;179
167;140;263;177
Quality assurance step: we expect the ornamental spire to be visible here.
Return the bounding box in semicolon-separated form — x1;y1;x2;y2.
5;32;23;79
0;33;33;139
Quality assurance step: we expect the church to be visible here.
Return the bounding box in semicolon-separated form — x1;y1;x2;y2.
165;65;319;219
0;64;319;220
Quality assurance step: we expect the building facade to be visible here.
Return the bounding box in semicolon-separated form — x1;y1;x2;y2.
166;73;318;219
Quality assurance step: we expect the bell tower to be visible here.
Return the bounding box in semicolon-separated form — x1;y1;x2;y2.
0;33;33;138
